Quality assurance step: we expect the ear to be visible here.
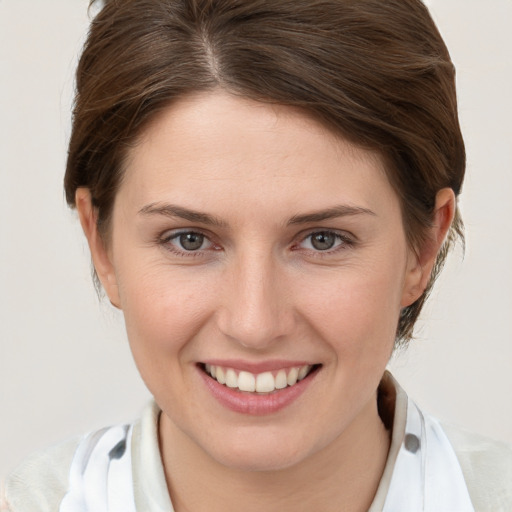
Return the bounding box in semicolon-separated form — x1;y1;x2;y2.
75;188;121;309
401;188;456;307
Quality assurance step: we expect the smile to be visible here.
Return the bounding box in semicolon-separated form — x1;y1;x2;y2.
204;364;316;394
198;361;321;414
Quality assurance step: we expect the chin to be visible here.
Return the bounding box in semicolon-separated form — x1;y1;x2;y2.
199;427;319;473
213;446;306;473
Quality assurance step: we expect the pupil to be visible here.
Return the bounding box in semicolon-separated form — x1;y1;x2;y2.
311;232;335;250
180;233;204;251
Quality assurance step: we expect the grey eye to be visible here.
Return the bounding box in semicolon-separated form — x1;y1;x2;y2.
179;232;205;251
310;232;336;251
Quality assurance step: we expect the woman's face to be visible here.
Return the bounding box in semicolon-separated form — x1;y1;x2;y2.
93;92;424;471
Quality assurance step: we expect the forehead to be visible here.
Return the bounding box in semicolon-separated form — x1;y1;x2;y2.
118;91;399;221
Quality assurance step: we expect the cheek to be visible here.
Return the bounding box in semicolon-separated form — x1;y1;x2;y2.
116;259;216;367
295;262;405;357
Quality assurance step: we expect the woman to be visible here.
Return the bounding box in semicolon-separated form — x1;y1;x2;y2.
3;0;512;511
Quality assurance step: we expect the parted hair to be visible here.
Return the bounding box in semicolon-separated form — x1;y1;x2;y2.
65;0;465;345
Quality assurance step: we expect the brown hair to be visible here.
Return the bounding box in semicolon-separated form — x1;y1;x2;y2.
65;0;465;345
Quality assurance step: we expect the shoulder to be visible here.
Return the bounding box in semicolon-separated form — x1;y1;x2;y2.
2;403;160;512
3;437;80;512
441;421;512;512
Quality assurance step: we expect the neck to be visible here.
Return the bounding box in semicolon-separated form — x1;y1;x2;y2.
159;394;390;512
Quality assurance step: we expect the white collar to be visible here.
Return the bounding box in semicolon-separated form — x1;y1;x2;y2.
382;395;474;511
59;374;474;512
371;372;474;511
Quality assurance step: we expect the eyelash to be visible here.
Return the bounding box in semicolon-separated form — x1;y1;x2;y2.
158;230;218;258
157;229;356;258
293;230;356;256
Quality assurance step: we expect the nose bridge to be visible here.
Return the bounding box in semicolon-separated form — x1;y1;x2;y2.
218;247;292;349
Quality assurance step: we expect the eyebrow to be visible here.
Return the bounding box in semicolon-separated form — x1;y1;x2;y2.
287;205;376;225
138;202;375;227
138;203;228;227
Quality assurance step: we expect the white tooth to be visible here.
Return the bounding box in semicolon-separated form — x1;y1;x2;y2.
210;365;217;378
226;368;238;388
256;372;276;393
238;371;256;392
205;363;211;374
216;367;226;385
287;367;299;386
275;369;288;389
298;365;311;381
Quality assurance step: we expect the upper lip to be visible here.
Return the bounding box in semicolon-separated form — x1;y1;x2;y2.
201;359;317;374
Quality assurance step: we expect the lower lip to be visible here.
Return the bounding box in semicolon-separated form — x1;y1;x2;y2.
198;366;318;415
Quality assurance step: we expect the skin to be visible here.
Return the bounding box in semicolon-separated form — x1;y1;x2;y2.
77;91;454;512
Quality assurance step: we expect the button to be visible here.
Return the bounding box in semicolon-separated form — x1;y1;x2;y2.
404;433;420;453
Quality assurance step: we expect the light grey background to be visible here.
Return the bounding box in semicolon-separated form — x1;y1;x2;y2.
1;1;511;476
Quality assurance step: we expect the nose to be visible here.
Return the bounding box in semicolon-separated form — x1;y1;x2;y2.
216;250;294;350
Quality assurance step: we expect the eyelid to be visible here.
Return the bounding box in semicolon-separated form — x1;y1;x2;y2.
155;227;356;258
158;228;219;256
293;229;356;252
160;227;214;242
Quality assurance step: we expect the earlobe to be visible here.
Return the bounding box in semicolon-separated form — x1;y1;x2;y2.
75;188;121;308
401;188;456;307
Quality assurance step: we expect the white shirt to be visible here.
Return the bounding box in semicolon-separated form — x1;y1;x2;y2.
3;373;512;511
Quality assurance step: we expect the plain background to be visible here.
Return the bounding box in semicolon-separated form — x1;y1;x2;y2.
1;0;511;477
